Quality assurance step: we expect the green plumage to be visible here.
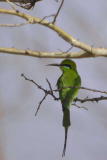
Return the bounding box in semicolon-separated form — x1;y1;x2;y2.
48;59;81;157
57;59;81;157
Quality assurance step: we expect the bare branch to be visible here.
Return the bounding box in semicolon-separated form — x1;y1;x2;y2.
6;0;18;11
35;93;48;116
72;103;88;110
79;87;107;94
46;78;58;100
53;86;107;95
21;74;107;113
21;73;47;93
0;22;29;27
52;0;64;24
0;47;107;59
46;79;53;95
0;8;107;58
75;96;107;103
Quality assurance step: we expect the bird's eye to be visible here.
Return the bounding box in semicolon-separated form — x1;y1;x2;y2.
64;64;71;69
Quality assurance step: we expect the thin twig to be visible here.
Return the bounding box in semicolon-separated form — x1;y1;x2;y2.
21;74;50;116
21;74;107;101
21;73;58;99
21;74;107;115
72;103;88;110
35;93;48;116
0;22;29;27
75;96;107;103
53;86;107;95
52;0;64;24
40;15;55;22
46;78;58;100
46;78;53;95
80;86;107;94
21;73;47;93
58;45;73;54
6;0;18;11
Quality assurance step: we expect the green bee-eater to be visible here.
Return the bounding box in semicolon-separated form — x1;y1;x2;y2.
49;59;81;157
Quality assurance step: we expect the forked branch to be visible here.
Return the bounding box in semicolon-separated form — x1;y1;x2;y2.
21;74;107;116
0;7;107;58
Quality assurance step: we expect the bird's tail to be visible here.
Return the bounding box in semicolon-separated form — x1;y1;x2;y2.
62;108;71;157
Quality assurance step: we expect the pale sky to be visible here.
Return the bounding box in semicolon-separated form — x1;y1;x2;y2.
0;0;107;160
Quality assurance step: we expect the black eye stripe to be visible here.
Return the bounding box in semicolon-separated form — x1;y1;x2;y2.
61;64;71;68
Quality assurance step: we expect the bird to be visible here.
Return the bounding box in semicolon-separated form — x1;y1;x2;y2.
48;59;81;157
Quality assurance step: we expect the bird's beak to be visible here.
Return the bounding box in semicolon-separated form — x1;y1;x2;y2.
47;63;60;67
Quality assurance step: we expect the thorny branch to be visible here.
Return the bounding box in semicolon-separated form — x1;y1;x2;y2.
75;96;107;103
21;73;107;116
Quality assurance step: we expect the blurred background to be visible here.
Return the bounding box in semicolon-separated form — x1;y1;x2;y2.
0;0;107;159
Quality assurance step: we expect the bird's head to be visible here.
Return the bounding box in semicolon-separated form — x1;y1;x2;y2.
47;59;77;71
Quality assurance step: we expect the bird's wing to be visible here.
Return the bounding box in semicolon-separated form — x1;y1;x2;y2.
57;75;81;108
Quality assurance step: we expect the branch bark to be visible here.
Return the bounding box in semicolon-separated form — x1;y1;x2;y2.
0;8;107;58
0;48;93;58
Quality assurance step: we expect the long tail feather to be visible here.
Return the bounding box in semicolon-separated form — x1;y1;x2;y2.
62;108;71;157
62;127;68;157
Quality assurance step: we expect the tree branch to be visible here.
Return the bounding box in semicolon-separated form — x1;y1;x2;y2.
21;74;107;116
75;96;107;103
0;48;94;58
0;8;107;58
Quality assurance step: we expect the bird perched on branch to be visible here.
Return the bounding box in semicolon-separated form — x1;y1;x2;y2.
48;59;81;157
